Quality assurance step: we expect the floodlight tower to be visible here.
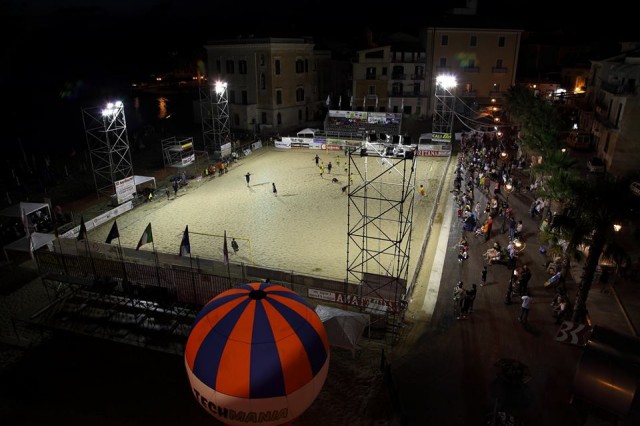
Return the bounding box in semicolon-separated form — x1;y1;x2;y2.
82;101;134;197
433;74;457;141
199;80;230;158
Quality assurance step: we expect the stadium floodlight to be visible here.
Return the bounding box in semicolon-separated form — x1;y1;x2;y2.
436;74;457;90
101;100;123;117
215;81;227;95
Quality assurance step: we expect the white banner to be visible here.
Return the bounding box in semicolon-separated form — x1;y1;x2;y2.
114;176;135;205
275;139;292;149
62;201;133;239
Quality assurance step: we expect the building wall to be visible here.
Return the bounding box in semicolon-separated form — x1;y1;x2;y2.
423;27;522;116
204;38;327;136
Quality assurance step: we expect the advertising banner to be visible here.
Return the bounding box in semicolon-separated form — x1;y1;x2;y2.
115;176;135;204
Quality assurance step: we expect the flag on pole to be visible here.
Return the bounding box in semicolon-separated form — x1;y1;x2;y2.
77;216;87;241
105;220;120;244
325;95;330;107
179;225;191;256
223;230;229;265
362;96;366;109
401;98;404;110
136;223;153;250
338;96;342;109
349;96;353;108
388;97;391;110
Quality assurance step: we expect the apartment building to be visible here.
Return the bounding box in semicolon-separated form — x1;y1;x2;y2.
352;34;428;118
422;27;522;117
578;47;640;177
203;37;330;136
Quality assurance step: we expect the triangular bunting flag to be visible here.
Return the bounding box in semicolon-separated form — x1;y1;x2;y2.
77;216;87;241
105;220;120;244
179;225;190;256
223;230;229;265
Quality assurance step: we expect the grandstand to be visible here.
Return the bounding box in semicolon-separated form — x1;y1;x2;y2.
323;110;403;142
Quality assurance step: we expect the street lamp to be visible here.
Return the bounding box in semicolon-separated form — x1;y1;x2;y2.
613;223;622;233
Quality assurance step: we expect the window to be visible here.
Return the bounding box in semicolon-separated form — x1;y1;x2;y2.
470;35;477;47
233;114;240;126
296;59;304;73
403;105;412;115
261;112;267;124
215;59;221;73
296;87;304;102
226;60;234;74
438;57;447;68
242;90;247;105
277;112;282;125
239;60;247;74
498;36;505;47
275;59;281;75
229;90;236;103
414;65;424;78
260;73;266;90
392;82;403;95
298;109;302;121
382;67;387;76
392;65;404;79
496;59;503;68
441;35;448;46
464;83;473;93
467;59;476;68
366;67;376;79
259;54;265;66
413;82;420;95
368;86;376;95
276;89;282;105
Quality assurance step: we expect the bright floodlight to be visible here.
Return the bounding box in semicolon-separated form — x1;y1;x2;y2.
101;100;122;117
436;75;457;89
214;81;227;94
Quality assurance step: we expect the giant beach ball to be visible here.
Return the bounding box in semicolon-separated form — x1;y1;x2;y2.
185;282;330;425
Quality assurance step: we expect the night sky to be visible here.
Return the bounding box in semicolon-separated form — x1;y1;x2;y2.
1;0;636;164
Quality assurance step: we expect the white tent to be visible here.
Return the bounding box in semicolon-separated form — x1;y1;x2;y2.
315;305;370;356
134;175;156;189
3;232;56;261
0;201;50;219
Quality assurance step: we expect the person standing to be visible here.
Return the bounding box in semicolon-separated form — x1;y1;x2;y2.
231;238;239;253
272;182;278;196
519;293;533;324
245;172;251;186
327;162;333;174
453;281;465;319
465;284;477;314
314;154;320;166
518;265;532;295
481;266;488;287
418;184;426;200
172;179;179;197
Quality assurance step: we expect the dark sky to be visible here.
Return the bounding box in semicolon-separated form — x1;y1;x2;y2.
1;0;636;158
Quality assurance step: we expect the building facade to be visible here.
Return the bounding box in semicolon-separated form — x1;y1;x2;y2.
352;34;428;118
578;48;640;177
203;37;330;136
422;27;522;118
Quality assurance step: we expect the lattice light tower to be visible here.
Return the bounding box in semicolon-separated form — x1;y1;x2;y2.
346;145;416;319
82;101;134;197
199;80;230;157
433;74;457;138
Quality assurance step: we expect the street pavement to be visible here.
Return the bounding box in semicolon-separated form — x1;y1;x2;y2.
387;153;640;425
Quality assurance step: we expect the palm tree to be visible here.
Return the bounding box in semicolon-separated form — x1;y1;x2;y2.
569;173;638;322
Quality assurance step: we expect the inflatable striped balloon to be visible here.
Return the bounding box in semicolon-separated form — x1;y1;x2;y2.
185;282;330;425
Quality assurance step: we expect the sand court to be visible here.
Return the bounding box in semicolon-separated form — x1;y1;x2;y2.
87;147;449;282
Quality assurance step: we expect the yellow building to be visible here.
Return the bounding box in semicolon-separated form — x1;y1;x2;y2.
422;27;522;117
204;37;329;136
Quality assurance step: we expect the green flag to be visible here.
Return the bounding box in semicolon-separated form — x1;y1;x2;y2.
136;223;153;250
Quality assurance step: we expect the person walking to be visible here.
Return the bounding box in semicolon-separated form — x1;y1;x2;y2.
327;162;333;174
481;266;488;287
245;172;251;186
418;184;426;200
465;284;478;314
231;238;239;253
518;265;532;295
173;179;179;197
272;182;278;196
314;154;320;166
519;293;533;324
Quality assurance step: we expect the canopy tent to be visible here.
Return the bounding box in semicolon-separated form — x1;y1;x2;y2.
0;201;50;218
315;305;370;356
133;175;156;189
3;232;56;261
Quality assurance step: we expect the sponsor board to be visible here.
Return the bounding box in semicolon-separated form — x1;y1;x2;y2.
307;288;400;312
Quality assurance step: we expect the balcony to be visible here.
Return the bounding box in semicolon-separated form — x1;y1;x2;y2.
391;74;407;80
390;57;426;63
411;74;425;80
492;67;508;73
436;66;452;72
388;91;428;98
600;81;636;95
365;75;377;80
463;67;480;73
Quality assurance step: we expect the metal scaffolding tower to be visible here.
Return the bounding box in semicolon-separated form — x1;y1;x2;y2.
432;75;457;138
346;145;416;333
82;101;134;197
199;81;230;158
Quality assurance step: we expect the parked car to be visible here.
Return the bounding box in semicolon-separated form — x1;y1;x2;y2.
587;157;605;173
